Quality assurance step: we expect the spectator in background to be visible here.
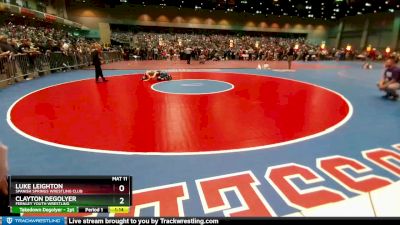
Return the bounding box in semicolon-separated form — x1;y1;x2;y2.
0;35;13;55
377;58;400;101
110;31;329;62
199;53;206;64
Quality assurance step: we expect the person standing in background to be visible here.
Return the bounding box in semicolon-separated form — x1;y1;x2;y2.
287;46;295;70
184;47;193;64
92;43;108;83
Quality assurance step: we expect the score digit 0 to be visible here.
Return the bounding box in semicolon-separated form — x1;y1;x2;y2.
119;185;125;192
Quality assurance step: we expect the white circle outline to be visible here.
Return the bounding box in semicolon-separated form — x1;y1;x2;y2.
6;72;354;156
151;79;234;95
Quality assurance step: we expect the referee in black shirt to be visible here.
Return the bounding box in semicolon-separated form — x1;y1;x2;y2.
287;46;295;70
92;44;108;82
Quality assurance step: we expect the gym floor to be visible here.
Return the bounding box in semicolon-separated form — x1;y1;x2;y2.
0;60;399;217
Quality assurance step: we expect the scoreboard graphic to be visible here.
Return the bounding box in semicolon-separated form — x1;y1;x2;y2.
8;176;132;214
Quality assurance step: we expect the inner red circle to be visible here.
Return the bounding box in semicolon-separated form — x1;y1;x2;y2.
9;72;350;154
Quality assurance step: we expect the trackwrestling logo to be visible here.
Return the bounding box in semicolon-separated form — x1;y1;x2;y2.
2;217;64;225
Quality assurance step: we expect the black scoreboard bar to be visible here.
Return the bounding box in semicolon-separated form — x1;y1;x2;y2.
8;176;132;214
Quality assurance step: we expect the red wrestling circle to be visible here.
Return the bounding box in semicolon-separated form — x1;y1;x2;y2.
7;72;352;154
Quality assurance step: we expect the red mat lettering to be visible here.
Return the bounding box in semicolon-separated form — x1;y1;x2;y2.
196;171;275;217
317;156;392;194
362;148;400;176
265;163;347;210
116;183;188;217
